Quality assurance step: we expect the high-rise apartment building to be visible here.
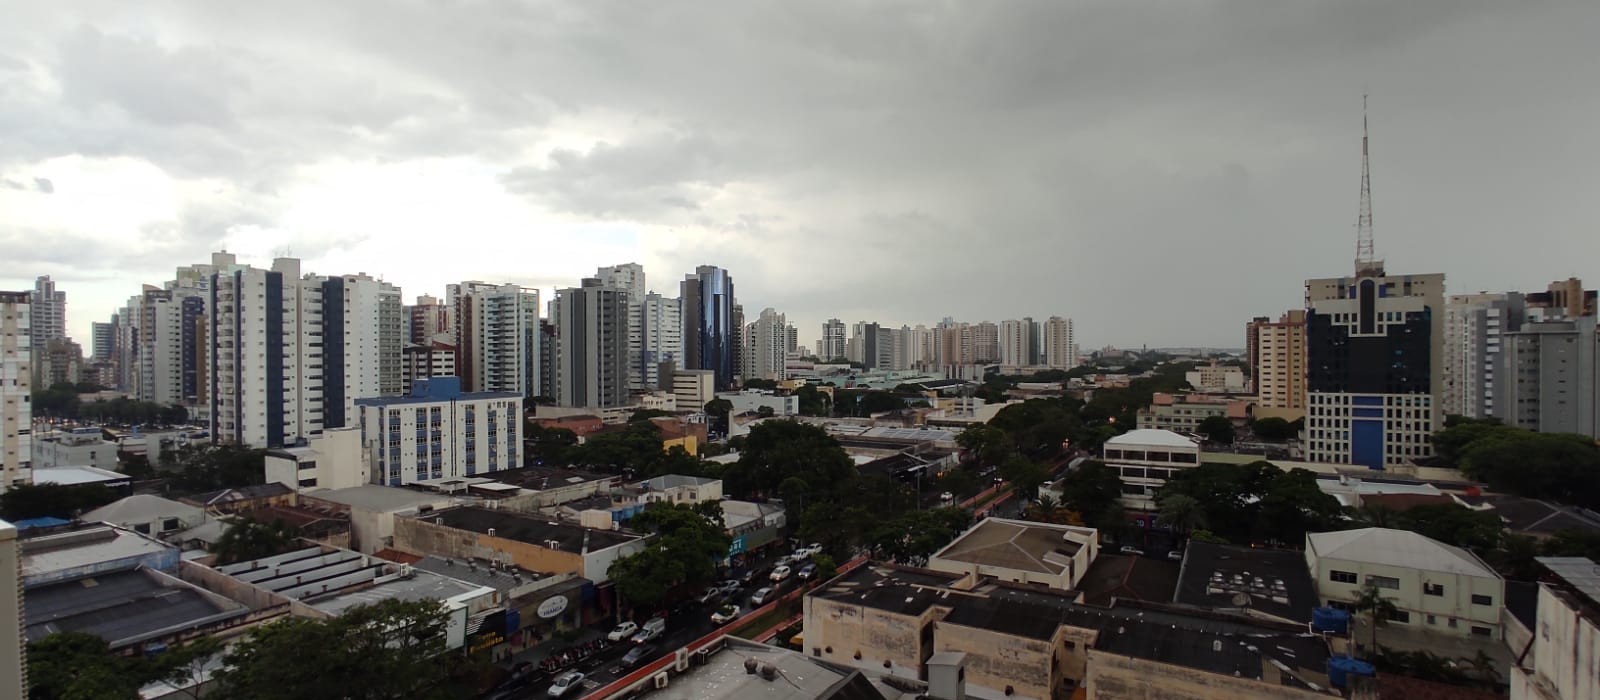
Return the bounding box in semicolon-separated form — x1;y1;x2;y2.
1497;316;1599;438
1304;267;1445;469
970;322;1000;364
29;275;65;351
596;263;648;391
1442;292;1524;420
1;291;31;492
1251;310;1307;421
999;318;1035;367
317;273;404;429
537;320;558;399
555;279;630;408
208;256;324;448
401;340;457;394
408;294;451;345
820;319;846;361
1042;316;1077;368
744;308;789;381
785;324;798;355
638;293;682;393
91;320;116;362
137;288;203;407
452;282;540;399
39;339;84;388
1245;316;1267;386
681;266;737;390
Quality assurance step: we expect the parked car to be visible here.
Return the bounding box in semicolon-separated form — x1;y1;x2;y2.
751;587;776;605
696;586;724;604
1166;550;1184;562
739;567;767;585
940;491;955;502
606;621;639;642
630;617;666;644
797;563;818;581
712;604;741;625
794;543;823;557
546;671;586;698
715;579;742;595
620;644;659;669
770;565;792;582
1119;545;1145;556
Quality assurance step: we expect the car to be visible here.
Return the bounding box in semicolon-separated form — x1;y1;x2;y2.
739;568;764;585
712;604;741;624
1166;550;1184;562
1119;545;1145;556
620;644;659;669
794;543;823;557
630;617;666;644
770;565;792;582
715;579;742;595
940;491;954;502
696;586;724;604
751;586;776;605
797;563;818;581
546;671;586;698
606;621;639;642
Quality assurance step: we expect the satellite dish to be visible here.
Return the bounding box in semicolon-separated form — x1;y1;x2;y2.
1231;592;1251;607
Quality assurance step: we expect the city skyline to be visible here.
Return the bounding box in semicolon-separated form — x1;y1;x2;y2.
3;2;1599;349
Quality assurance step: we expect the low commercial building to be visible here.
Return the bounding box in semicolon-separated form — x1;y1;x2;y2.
391;505;648;585
31;464;133;493
804;562;1335;700
298;484;458;554
356;377;523;486
611;474;722;516
1305;528;1504;639
671;369;716;410
1510;557;1600;700
263;426;367;492
1172;541;1319;625
718;389;800;417
722;499;786;565
83;494;208;542
1101;429;1200;511
181;483;295;515
1136;392;1253;434
31;426;119;471
624;637;895;700
927;517;1099;591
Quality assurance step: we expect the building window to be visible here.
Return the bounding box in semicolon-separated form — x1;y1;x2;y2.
1387;609;1410;624
1423;582;1444;597
1330;570;1358;584
134;523;151;534
161;518;180;531
1470;625;1493;637
1471;594;1493;606
1365;575;1400;590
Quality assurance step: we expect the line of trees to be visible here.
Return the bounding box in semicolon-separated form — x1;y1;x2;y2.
31;382;188;425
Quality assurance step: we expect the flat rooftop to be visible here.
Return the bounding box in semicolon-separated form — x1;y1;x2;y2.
810;562;965;617
20;524;173;582
651;638;887;700
1172;542;1317;623
428;506;643;553
485;465;615;490
1078;554;1181;605
32;464;131;486
214;545;493;615
305;484;454;512
930;518;1095;576
24;567;247;647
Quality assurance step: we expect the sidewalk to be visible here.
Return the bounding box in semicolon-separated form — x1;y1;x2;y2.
507;624;606;667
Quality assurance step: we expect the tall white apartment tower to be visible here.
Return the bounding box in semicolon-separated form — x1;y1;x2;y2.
316;274;404;430
746;308;789;381
556;279;630;408
29;275;65;352
639;292;682;390
452;282;540;399
1443;292;1524;420
596;263;648;391
208;256;324;448
999;318;1036;367
820;319;846;361
1042;316;1076;368
1;291;31;492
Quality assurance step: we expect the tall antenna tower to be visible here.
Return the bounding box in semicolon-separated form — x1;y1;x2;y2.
1354;95;1380;275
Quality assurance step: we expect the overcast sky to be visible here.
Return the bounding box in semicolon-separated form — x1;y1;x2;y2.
3;1;1597;350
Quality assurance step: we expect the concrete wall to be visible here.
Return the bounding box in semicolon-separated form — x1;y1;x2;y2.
1524;584;1600;700
932;620;1056;700
802;594;941;681
1;521;23;700
33;437;120;470
582;536;650;585
391;515;585;576
1309;554;1503;638
1085;649;1332;700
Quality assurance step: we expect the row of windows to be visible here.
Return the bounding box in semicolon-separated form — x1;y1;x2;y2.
1329;570;1494;605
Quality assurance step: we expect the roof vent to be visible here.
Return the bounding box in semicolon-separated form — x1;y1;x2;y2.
759;663;779;681
744;657;759;674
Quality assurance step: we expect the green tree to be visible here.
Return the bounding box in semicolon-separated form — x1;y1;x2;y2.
26;632;143;700
164;443;267;494
211;518;301;565
937;468;980;499
1352;583;1399;655
144;636;226;700
609;502;731;609
1197;415;1235;444
1;483;120;521
742;378;778;391
525;423;578;465
1156;493;1206;537
628;408;672;423
728;421;854;501
1250;417;1296;442
1054;460;1122;525
1369;503;1503;551
794;384;832;417
216;598;458;700
704;398;734;434
956;424;1012;467
998;455;1048;498
1458;431;1600;508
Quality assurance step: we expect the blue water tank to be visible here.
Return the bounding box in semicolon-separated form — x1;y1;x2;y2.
1311;607;1351;634
1327;657;1375;688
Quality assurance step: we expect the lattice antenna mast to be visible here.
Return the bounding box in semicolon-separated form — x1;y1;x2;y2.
1354;95;1377;273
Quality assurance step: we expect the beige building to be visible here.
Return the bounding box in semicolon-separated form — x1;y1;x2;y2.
391;505;647;584
670;369;716;409
1102;429;1201;511
264;426;368;492
803;563;1336;700
1510;557;1600;700
1136;393;1252;434
1186;361;1248;393
1306;528;1504;639
1252;310;1306;421
1;519;23;699
927;517;1099;591
1;291;31;492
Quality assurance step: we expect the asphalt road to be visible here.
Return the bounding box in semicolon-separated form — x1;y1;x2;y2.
503;555;803;698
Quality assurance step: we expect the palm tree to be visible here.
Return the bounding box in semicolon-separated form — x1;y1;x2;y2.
1156;493;1206;537
1351;583;1398;656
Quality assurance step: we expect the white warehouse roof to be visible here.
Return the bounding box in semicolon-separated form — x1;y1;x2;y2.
1104;429;1198;449
1307;528;1499;579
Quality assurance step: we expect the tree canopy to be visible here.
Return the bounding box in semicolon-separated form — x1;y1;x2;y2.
31;383;187;425
1435;419;1600;508
1196;415;1235;444
607;502;731;609
211;518;303;565
1250;416;1296;442
26;633;221;700
1155;461;1342;546
162;443;267;494
1052;460;1123;530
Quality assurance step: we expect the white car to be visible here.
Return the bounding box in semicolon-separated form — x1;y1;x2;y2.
712;604;741;624
751;587;776;605
940;491;955;502
795;543;823;557
606;621;638;642
630;617;666;644
770;565;792;582
547;671;585;698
